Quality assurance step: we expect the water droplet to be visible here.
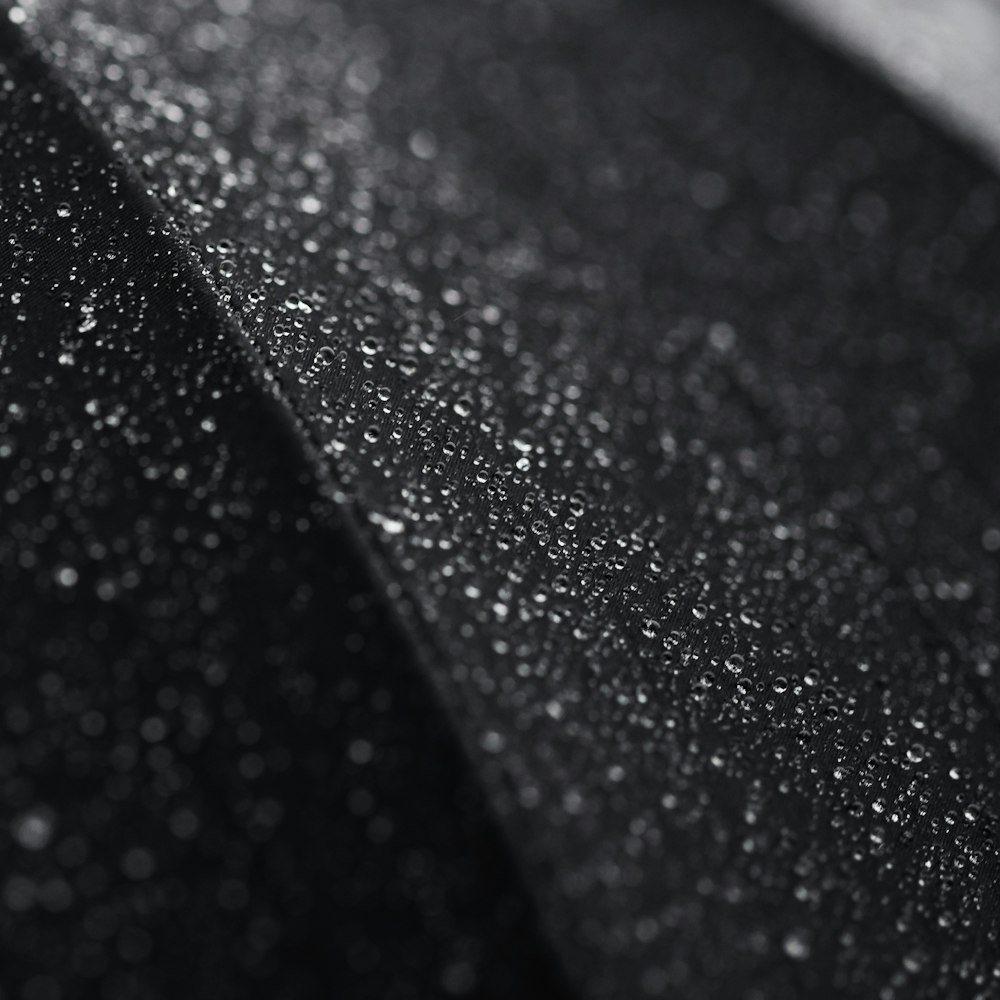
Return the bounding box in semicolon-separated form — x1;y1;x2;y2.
368;510;405;535
11;808;55;851
782;930;811;961
724;653;745;675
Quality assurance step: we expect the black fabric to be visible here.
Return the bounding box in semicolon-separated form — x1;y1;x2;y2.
4;0;1000;998
0;26;569;999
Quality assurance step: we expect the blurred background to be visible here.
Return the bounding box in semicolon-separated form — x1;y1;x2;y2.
773;0;1000;169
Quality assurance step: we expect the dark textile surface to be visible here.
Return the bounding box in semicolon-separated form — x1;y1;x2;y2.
3;0;1000;997
0;26;568;999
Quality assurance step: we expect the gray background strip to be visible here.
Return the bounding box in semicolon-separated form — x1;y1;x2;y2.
769;0;1000;171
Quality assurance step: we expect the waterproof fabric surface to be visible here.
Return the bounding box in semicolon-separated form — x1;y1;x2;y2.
0;24;569;1000
4;0;1000;998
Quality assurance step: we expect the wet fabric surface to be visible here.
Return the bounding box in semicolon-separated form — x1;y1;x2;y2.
0;26;568;999
4;0;1000;997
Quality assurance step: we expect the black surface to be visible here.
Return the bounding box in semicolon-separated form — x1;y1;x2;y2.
0;25;569;999
4;0;1000;997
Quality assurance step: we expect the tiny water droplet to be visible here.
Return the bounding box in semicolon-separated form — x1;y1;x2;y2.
725;653;745;675
783;930;811;961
